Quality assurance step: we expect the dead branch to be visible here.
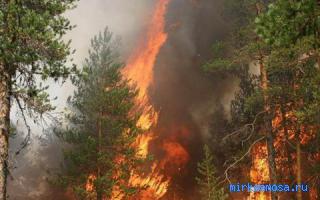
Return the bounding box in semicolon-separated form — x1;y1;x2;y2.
14;96;31;155
222;110;265;142
223;136;266;184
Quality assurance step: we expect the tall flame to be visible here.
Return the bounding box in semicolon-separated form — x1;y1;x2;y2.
249;143;270;200
121;0;171;199
122;0;169;102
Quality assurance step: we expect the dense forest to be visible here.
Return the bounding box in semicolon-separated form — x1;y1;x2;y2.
0;0;319;200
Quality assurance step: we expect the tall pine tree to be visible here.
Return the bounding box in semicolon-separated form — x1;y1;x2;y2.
256;1;320;198
0;1;77;199
205;0;320;199
56;28;144;200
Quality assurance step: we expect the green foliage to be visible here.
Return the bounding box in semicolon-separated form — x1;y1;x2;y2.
201;0;270;186
256;0;320;47
196;145;228;200
202;42;232;73
203;58;233;73
0;0;78;116
256;0;320;127
201;2;320;200
256;1;320;192
203;0;271;76
56;28;144;199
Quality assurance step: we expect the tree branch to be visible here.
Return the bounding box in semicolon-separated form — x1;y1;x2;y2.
223;136;266;184
14;96;31;155
222;111;265;142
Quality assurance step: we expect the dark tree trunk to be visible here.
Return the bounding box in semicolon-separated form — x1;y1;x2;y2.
280;104;294;180
0;64;10;200
295;129;302;200
259;58;278;200
96;112;103;200
254;4;278;199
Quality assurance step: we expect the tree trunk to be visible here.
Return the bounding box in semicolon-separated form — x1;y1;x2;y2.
0;64;10;200
254;3;278;199
96;112;102;200
259;52;278;200
296;129;302;200
281;105;296;200
280;104;293;178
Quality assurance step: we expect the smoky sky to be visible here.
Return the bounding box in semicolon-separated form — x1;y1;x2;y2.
8;0;238;199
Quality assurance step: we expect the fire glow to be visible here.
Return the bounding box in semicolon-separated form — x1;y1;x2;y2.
250;143;270;200
86;1;190;199
121;0;190;199
249;107;318;200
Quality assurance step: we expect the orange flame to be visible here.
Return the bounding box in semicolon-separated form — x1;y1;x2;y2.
249;143;270;200
122;0;169;102
120;0;171;199
249;106;318;200
85;174;96;192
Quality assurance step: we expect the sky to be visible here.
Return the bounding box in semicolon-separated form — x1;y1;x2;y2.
53;0;155;110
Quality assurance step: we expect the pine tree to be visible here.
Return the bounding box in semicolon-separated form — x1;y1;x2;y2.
255;1;320;198
56;27;144;200
0;1;77;199
196;145;228;200
204;0;320;199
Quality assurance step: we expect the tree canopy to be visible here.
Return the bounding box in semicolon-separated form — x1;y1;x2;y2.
56;28;145;200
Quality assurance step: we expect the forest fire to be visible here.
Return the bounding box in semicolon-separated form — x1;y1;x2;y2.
249;106;318;200
249;111;295;200
250;143;270;200
120;0;187;199
84;1;191;199
5;1;320;200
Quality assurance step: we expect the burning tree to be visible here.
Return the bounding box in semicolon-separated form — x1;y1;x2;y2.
204;0;320;199
56;28;145;200
256;1;320;199
204;0;277;199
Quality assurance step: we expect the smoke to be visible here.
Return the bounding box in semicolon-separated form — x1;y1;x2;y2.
8;0;238;199
144;0;238;198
